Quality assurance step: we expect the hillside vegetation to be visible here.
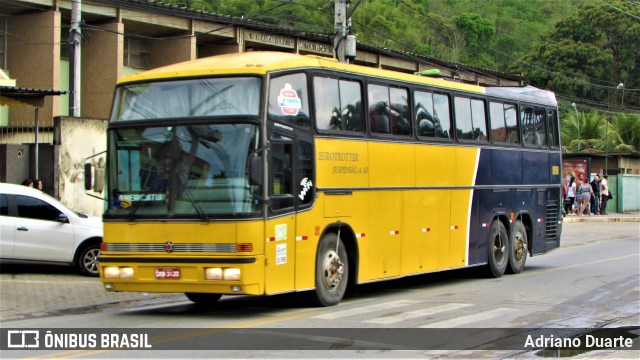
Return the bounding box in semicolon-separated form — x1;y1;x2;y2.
163;0;640;152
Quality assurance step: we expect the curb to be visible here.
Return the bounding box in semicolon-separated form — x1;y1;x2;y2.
562;215;640;223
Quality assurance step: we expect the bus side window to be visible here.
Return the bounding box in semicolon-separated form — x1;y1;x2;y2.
547;109;559;147
368;84;390;134
269;135;294;211
521;106;545;147
339;80;363;132
390;87;410;136
490;102;518;144
268;73;310;128
313;77;363;132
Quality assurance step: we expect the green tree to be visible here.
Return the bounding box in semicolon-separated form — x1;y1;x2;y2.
517;0;640;110
612;113;640;152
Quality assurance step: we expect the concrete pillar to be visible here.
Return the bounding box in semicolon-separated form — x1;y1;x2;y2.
81;22;123;120
6;11;61;126
148;34;195;68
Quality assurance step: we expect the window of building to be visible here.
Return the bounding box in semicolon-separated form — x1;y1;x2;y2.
368;84;410;136
124;37;150;69
0;16;6;69
415;90;452;139
313;77;363;132
455;97;487;142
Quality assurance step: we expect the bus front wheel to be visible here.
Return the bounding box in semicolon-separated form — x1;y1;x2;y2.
185;293;222;306
507;220;528;274
486;220;508;278
313;233;349;306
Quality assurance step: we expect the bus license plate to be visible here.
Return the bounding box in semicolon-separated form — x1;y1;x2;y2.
155;267;180;279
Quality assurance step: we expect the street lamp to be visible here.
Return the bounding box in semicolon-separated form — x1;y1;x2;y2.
571;103;580;153
617;82;625;108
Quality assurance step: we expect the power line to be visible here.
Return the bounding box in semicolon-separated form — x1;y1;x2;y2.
597;0;640;20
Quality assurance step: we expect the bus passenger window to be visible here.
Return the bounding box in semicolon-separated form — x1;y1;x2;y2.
490;102;507;142
339;80;363;132
369;84;410;136
313;77;363;132
390;87;410;136
314;77;341;130
490;102;518;144
547;109;559;147
433;93;452;139
455;97;487;142
269;135;294;211
521;106;546;147
368;84;390;134
268;73;310;128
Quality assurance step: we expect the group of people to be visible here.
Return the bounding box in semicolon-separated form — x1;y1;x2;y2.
21;179;44;190
563;173;611;216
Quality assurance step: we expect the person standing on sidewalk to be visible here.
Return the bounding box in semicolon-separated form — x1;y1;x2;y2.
590;174;601;215
579;180;594;216
565;176;576;215
600;175;610;215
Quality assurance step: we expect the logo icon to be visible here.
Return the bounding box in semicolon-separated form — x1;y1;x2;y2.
7;330;39;348
165;241;174;253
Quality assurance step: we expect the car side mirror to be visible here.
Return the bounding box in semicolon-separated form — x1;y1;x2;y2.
57;214;70;223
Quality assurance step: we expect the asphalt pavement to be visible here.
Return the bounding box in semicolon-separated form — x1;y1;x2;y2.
1;212;638;357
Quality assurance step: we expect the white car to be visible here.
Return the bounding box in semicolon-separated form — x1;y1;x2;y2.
0;183;103;276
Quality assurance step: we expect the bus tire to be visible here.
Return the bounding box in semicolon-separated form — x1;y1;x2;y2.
507;220;528;274
185;293;222;305
486;220;508;278
313;233;349;306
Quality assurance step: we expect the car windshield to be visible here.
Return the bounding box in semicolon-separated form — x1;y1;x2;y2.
106;123;262;219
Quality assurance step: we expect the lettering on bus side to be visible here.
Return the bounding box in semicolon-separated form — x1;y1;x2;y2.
318;151;368;174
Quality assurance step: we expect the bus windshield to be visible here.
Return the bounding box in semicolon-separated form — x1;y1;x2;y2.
106;123;261;219
111;77;261;121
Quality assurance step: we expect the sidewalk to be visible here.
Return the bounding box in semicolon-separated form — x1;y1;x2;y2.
562;212;640;223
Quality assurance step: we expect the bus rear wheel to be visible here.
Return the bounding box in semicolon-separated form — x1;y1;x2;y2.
313;233;349;306
507;220;528;274
185;293;222;306
486;220;508;278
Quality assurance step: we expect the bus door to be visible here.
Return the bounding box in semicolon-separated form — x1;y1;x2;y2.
264;127;314;294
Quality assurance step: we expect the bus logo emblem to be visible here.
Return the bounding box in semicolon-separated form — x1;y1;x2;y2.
277;83;301;116
165;241;174;253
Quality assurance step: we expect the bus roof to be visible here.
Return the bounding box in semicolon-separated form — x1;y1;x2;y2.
118;51;556;107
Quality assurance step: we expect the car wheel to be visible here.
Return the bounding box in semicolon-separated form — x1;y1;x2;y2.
78;243;101;276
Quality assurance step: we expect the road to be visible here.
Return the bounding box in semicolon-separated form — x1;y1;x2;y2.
1;222;639;358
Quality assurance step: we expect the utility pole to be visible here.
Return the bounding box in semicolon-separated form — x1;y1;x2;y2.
333;0;349;63
69;0;82;117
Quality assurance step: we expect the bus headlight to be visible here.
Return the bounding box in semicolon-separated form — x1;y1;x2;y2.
205;267;223;280
103;266;121;278
120;267;134;279
103;266;134;279
223;268;241;281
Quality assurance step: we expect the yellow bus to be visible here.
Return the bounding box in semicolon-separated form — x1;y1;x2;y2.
95;51;562;306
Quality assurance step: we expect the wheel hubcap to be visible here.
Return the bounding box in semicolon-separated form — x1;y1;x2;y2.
494;234;505;263
84;249;100;274
321;249;344;291
513;231;526;262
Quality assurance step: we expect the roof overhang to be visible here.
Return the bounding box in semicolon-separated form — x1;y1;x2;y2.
0;86;67;107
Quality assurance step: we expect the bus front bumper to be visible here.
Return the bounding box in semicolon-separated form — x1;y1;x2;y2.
98;255;264;295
